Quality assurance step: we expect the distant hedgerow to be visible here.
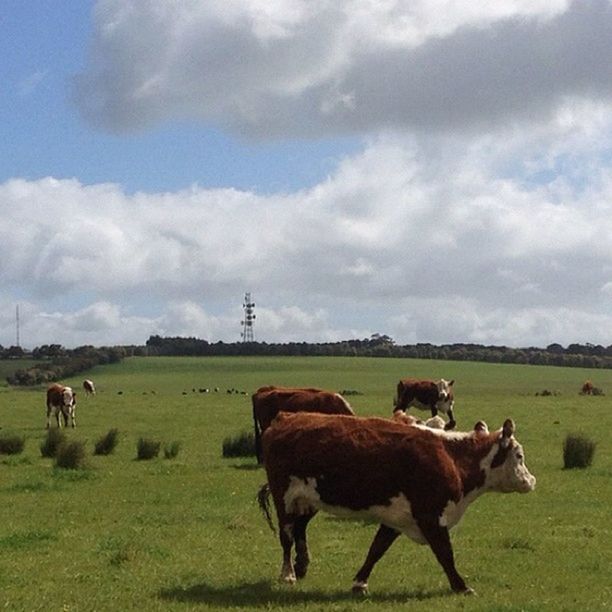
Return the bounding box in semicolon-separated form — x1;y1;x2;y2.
40;429;66;458
136;437;160;460
94;428;119;456
163;441;181;459
563;434;596;469
55;440;87;470
222;431;255;458
0;434;25;455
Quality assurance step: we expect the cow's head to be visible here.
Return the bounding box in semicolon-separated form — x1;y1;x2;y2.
485;419;536;494
62;387;75;407
435;379;454;413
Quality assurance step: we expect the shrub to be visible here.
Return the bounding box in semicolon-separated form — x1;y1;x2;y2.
563;434;596;469
222;431;255;458
94;428;119;456
163;441;181;460
0;433;25;455
55;440;87;470
136;437;160;460
40;429;66;458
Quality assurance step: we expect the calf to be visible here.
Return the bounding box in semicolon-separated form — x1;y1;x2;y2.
83;379;96;396
259;412;535;595
46;383;77;428
394;378;456;429
252;386;354;463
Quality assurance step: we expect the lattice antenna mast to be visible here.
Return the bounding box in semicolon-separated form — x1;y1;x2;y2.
241;293;256;342
16;304;20;347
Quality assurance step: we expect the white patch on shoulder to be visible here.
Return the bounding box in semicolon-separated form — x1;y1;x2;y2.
439;488;481;529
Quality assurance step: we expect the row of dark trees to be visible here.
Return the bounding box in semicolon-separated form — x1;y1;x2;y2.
144;335;612;369
4;345;130;386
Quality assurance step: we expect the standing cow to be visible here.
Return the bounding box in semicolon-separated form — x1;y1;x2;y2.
394;378;456;430
252;386;354;463
46;383;77;428
83;379;96;396
258;412;535;595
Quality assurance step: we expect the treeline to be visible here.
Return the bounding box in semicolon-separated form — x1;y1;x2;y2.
3;344;129;386
145;335;612;369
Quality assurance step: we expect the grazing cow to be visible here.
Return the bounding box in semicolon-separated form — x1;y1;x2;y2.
252;386;354;463
394;378;456;430
258;412;535;595
581;380;594;395
83;379;96;396
46;383;77;428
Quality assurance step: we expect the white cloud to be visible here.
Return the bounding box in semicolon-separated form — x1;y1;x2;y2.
3;119;612;348
74;0;609;137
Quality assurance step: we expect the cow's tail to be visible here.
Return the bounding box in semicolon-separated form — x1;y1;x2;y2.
257;483;275;533
252;399;263;464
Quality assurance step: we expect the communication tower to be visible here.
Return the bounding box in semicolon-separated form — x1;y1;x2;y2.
241;293;256;342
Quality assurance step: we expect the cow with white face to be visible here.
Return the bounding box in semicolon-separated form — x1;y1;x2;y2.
83;379;96;396
46;383;77;428
394;378;456;429
259;413;535;596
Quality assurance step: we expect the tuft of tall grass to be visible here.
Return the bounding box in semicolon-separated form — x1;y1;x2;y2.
0;433;25;455
40;429;66;458
163;441;181;459
222;431;255;458
93;428;119;456
563;433;596;469
136;437;160;460
55;440;87;470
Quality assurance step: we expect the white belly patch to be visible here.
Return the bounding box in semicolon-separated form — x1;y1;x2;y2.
283;476;427;544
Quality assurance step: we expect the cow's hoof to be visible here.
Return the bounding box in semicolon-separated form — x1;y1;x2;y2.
279;574;296;585
351;581;369;596
459;587;475;596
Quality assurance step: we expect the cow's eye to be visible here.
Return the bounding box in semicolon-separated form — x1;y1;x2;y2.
516;453;523;461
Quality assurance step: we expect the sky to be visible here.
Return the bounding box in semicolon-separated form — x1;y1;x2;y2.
2;0;612;349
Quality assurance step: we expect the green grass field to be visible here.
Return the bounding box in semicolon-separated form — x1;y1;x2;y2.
0;356;610;611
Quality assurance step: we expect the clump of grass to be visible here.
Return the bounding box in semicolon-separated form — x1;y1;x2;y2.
55;440;87;470
163;441;181;459
0;433;25;455
136;437;160;460
94;428;119;456
563;433;596;469
40;429;66;458
222;431;255;458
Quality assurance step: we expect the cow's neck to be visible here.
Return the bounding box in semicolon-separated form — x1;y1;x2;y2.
441;433;500;497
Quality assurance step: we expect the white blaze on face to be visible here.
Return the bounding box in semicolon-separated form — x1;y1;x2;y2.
62;387;74;406
481;439;536;494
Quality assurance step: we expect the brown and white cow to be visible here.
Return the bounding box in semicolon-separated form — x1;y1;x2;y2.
46;383;77;428
83;379;96;396
394;378;456;430
252;386;354;463
258;412;535;596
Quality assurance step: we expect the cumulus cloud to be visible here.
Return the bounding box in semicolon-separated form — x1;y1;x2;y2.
3;119;612;347
74;0;612;137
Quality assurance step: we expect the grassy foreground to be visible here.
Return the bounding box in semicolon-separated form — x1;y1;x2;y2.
0;355;611;611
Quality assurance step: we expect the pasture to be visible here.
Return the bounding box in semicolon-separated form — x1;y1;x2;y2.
0;355;610;611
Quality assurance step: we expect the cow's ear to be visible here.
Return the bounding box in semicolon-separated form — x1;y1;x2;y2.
499;418;514;447
474;420;488;434
448;379;455;386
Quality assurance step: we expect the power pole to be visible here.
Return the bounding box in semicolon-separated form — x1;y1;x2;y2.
16;304;20;347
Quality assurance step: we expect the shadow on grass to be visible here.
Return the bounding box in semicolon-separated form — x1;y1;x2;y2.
159;579;447;607
229;463;261;471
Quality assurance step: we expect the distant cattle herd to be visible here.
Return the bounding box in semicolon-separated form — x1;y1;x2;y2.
42;373;602;596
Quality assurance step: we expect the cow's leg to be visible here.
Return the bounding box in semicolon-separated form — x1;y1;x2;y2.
430;406;438;418
352;524;400;594
444;407;456;431
279;520;297;584
71;409;76;428
46;406;51;429
293;512;316;579
415;516;473;595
